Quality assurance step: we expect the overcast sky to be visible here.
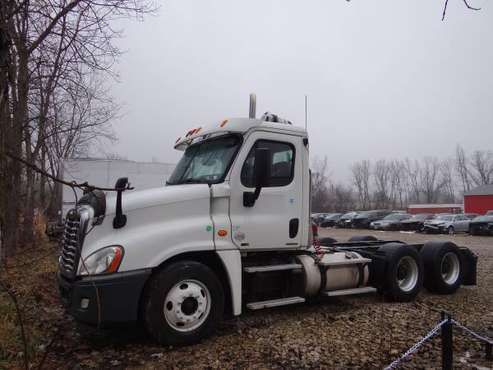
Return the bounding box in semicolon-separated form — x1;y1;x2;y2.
108;0;492;182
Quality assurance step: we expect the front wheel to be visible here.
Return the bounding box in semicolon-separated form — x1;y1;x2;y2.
447;226;455;235
142;261;224;346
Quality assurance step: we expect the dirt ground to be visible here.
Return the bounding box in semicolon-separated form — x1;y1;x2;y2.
1;230;493;369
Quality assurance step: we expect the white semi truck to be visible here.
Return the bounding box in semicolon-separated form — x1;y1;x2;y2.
58;95;477;346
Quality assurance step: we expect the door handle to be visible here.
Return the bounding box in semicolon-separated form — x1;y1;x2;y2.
289;218;299;239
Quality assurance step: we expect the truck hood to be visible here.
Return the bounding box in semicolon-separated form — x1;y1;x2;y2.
104;184;211;216
79;183;214;272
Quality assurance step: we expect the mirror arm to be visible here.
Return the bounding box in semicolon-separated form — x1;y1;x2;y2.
243;186;262;207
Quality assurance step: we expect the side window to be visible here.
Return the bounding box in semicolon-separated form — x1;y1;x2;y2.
241;140;295;188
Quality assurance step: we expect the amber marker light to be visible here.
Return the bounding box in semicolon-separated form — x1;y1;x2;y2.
107;246;124;273
217;229;228;237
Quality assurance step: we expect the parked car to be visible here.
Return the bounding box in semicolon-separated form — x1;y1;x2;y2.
319;213;343;227
422;214;457;234
312;213;333;225
370;213;412;230
352;210;393;229
443;214;479;234
400;213;435;232
469;214;493;236
336;211;359;228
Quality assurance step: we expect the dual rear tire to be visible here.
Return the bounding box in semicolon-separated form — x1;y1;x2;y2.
378;241;463;302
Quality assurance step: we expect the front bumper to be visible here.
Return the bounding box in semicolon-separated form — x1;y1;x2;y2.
58;269;152;326
422;224;444;234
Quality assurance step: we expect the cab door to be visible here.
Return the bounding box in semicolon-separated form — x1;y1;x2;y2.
228;131;303;250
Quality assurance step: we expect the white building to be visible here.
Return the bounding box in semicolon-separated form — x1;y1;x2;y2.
61;158;175;216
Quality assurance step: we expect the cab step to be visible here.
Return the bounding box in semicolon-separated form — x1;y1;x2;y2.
246;296;305;310
244;263;302;273
323;286;377;297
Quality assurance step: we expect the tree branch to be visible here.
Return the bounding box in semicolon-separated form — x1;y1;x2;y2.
442;0;481;21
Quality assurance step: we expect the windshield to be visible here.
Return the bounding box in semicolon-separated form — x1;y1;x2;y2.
473;215;493;222
409;214;432;221
167;135;241;185
342;212;357;218
383;213;409;221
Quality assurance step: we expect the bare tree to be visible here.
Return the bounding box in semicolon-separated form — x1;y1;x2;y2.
351;160;371;210
373;159;391;209
455;145;472;193
0;0;154;255
419;157;448;203
442;0;481;21
311;156;331;212
404;158;422;204
440;158;456;203
468;150;493;186
389;160;407;209
328;183;356;213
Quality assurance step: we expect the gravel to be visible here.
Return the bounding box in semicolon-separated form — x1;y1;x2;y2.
7;230;493;369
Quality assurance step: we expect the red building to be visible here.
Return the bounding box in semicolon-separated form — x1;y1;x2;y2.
464;184;493;215
407;204;463;215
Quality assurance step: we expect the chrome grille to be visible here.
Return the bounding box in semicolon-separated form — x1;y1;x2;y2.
59;207;90;278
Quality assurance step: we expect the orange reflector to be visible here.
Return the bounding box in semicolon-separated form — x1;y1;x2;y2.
220;120;228;127
217;229;228;237
107;247;123;273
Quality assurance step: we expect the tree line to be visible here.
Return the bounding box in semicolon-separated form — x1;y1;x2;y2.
0;1;154;259
312;145;493;213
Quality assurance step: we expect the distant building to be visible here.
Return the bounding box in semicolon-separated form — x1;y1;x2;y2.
464;184;493;215
60;158;175;217
407;204;463;215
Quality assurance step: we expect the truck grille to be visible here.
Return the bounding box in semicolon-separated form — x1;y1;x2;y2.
59;208;90;278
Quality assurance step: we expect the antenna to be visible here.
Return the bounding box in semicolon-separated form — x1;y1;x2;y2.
304;95;308;130
249;93;256;119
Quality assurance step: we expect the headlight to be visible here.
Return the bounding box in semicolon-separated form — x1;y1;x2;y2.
80;246;124;275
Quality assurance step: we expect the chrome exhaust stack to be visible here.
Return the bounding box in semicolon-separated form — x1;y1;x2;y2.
249;93;256;119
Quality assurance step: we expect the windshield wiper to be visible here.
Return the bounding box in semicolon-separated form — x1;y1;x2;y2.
169;178;209;185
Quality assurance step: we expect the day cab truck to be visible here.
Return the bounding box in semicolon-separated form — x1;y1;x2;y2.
58;95;477;346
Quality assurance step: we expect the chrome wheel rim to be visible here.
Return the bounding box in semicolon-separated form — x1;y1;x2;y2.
163;279;211;332
441;252;460;285
396;256;419;292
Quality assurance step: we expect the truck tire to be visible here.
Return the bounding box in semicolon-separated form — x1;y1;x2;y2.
420;241;463;294
142;261;224;346
348;235;378;242
319;236;337;246
378;243;423;302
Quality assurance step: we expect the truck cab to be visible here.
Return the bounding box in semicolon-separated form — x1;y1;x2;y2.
58;96;477;346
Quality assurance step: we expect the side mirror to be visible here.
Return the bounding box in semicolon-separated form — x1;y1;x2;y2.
253;147;270;187
244;148;271;207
